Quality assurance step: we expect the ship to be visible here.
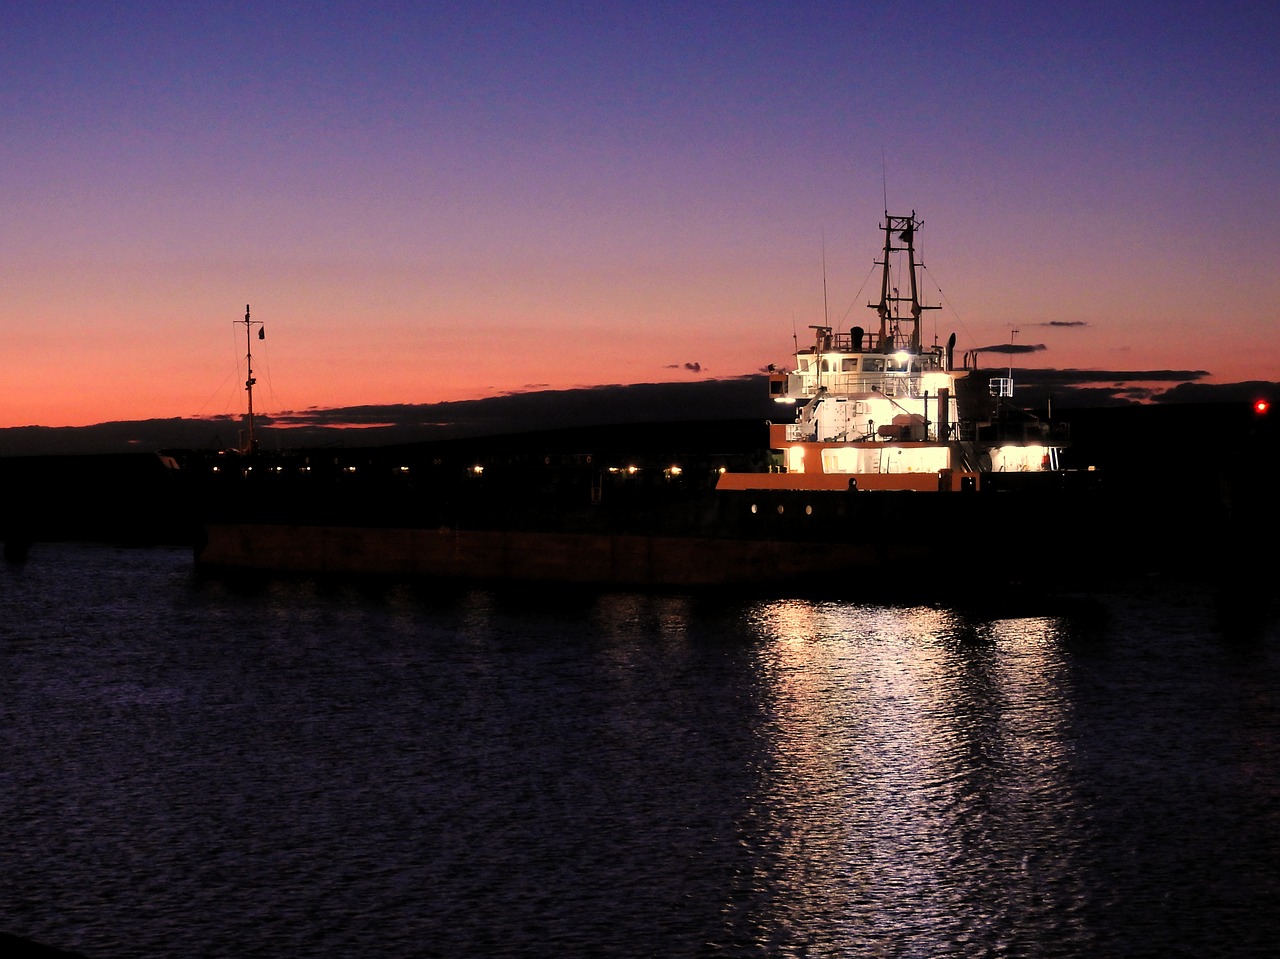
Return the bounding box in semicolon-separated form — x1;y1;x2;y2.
182;212;1104;592
738;211;1066;493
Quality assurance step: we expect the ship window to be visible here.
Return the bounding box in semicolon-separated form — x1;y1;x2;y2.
865;358;885;372
842;358;859;372
798;357;811;372
821;447;860;473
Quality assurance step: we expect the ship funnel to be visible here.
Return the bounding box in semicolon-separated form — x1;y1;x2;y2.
851;326;865;351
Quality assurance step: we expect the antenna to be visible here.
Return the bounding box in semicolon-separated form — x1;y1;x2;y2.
821;230;830;327
238;304;264;453
881;149;889;211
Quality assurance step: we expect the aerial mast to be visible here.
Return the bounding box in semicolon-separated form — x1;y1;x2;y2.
238;304;264;453
870;211;938;354
873;213;894;348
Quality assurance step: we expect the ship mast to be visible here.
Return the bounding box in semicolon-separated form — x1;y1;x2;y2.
238;304;264;453
870;211;938;354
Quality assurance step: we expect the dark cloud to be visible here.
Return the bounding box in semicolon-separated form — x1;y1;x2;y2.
973;343;1047;355
1009;368;1215;408
1017;368;1210;387
1;374;1274;455
1149;380;1278;405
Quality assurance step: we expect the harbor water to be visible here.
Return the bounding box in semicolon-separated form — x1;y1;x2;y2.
2;544;1277;958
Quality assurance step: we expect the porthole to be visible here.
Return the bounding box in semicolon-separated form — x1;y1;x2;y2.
805;504;813;516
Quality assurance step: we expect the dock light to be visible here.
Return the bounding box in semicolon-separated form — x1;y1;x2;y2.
1255;398;1271;415
666;465;683;477
471;464;484;475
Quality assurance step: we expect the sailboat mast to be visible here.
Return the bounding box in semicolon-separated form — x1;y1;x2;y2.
240;304;263;453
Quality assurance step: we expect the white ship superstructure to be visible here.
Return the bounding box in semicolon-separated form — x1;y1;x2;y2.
722;211;1063;492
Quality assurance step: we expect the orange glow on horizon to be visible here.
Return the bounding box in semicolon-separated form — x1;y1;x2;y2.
3;7;1277;430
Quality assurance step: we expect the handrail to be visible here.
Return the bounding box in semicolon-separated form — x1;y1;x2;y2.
793;373;932;398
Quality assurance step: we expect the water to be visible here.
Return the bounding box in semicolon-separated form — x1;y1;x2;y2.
2;544;1277;958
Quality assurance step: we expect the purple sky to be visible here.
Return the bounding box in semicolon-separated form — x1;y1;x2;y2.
2;1;1276;428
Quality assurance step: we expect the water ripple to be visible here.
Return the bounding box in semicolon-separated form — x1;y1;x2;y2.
1;547;1278;957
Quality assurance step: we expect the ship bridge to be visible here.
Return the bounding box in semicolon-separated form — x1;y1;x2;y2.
783;334;952;402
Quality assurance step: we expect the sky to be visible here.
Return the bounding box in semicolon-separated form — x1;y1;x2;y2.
2;0;1277;431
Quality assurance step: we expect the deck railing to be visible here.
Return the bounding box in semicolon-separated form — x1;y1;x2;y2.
793;373;930;399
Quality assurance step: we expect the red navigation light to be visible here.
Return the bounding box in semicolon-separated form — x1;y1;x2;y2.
1255;398;1271;415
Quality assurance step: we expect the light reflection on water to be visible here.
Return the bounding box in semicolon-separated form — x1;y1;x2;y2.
1;546;1278;958
735;601;1091;954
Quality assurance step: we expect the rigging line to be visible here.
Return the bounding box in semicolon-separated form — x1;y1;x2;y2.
256;337;276;416
189;321;241;420
920;262;975;344
196;367;238;420
912;226;940;345
836;260;880;327
228;321;246;417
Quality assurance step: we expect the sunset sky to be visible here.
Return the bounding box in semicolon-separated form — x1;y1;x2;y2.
2;1;1277;430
